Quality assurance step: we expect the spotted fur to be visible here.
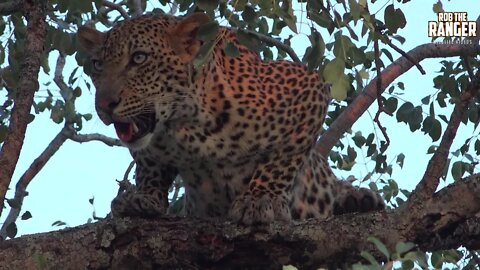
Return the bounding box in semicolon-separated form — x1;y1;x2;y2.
77;13;384;224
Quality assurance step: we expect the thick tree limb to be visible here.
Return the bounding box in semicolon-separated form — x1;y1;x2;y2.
1;174;480;269
317;43;480;157
0;0;47;217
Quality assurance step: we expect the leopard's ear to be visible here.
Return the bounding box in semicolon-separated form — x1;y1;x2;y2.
169;13;211;62
77;26;105;56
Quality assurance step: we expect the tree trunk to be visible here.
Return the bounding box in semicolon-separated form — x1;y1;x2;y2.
1;174;480;270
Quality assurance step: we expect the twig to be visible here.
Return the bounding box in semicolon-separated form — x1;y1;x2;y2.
239;29;301;63
0;0;48;218
101;0;129;20
122;160;135;180
373;38;392;153
54;53;69;92
316;42;480;157
381;35;426;75
68;132;123;147
52;53;122;147
131;0;143;17
168;2;178;15
116;160;135;195
0;125;72;239
406;69;480;209
462;56;475;80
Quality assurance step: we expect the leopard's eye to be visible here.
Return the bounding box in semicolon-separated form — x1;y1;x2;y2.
131;52;147;65
92;59;103;72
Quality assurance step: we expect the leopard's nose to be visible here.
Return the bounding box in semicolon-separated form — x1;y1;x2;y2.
96;97;119;115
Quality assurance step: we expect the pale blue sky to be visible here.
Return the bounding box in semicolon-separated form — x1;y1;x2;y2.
2;0;479;236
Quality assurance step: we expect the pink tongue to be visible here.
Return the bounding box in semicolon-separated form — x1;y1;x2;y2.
114;122;134;142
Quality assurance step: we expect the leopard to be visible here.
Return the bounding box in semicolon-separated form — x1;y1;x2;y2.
77;12;384;225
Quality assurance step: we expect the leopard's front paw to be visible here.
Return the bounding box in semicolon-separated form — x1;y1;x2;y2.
333;187;385;215
229;191;291;225
111;191;167;218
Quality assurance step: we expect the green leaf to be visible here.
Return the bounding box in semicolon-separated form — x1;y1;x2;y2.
51;106;64;124
360;251;381;267
323;58;345;83
408;106;423;131
237;30;262;53
396;153;405;168
352;132;366;147
224;42;240;58
396;102;414;123
309;11;334;32
52;220;67;227
384;97;398;114
192;40;216;69
431;251;443;268
28;113;35;123
395;241;415;254
303;29;325;71
368;236;390;259
83;113;93;121
422;116;441;142
333;34;354;60
347;146;357;161
381;48;393;62
6;222;17;239
196;21;219;42
475;139;480;155
242;6;256;24
421;95;430;105
0;125;7;143
73;87;82;98
21;211;32;220
331;74;350;101
384;4;406;33
274;0;297;33
451;161;464;181
432;1;444;13
429;119;441;141
348;0;361;21
196;0;219;12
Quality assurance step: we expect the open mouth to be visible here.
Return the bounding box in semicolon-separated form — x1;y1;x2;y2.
113;114;156;143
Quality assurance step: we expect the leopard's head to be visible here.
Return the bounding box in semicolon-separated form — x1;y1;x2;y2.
77;13;210;149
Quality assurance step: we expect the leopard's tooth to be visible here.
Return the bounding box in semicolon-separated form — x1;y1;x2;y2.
132;122;139;133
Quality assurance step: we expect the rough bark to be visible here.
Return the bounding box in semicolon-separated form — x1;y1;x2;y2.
0;0;47;217
1;174;479;270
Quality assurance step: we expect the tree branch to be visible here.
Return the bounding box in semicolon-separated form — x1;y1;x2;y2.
67;132;123;147
403;68;480;218
1;174;480;268
0;126;72;240
239;29;301;63
0;0;47;217
101;0;129;20
317;43;480;157
131;0;143;17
